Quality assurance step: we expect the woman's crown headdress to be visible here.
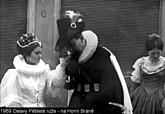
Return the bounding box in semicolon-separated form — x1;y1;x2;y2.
17;33;41;48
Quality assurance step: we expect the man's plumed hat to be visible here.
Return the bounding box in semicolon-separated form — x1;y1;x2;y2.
55;10;85;51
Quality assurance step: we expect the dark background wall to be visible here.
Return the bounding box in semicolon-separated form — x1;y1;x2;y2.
0;0;27;82
61;0;160;76
0;0;160;82
0;0;161;106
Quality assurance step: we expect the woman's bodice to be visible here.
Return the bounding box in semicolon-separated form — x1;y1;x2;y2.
141;69;165;90
17;73;47;107
13;55;50;107
131;56;165;95
140;64;165;95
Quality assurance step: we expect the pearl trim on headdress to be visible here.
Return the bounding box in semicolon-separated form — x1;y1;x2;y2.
17;40;41;48
17;33;41;48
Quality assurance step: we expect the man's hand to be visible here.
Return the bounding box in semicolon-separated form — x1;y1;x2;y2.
60;55;71;67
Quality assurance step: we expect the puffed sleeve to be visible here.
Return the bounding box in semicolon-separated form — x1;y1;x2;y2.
131;57;143;83
0;69;22;107
43;58;68;107
47;58;67;89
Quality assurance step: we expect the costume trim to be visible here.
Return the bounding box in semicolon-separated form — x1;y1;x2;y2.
141;56;165;74
103;47;133;114
78;30;98;63
13;55;50;76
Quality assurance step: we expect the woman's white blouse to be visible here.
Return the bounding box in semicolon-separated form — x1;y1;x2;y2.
0;55;66;107
131;56;165;83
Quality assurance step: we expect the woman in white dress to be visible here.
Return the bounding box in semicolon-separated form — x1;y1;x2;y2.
0;33;68;107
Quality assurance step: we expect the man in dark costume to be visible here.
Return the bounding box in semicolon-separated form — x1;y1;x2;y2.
55;10;132;114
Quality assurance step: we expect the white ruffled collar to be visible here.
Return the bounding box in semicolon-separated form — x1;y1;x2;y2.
141;56;165;74
13;55;50;76
78;30;98;63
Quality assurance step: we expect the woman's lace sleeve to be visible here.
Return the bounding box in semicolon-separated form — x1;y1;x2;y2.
44;59;68;106
131;58;143;83
47;58;67;89
0;69;22;107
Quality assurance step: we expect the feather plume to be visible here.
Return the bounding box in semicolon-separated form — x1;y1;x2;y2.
64;10;82;21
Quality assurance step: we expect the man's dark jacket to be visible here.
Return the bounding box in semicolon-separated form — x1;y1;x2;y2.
65;46;124;114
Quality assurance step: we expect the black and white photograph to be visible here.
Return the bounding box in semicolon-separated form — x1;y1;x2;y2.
0;0;165;114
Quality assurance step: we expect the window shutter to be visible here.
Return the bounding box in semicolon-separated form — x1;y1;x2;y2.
0;0;27;81
61;0;160;75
